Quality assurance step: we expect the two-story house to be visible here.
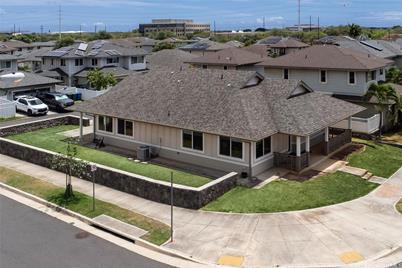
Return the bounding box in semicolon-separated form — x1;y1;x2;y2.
40;40;148;86
0;55;19;73
257;45;395;134
255;36;309;57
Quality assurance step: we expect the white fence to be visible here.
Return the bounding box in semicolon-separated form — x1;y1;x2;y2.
55;86;108;101
0;98;16;118
333;114;380;134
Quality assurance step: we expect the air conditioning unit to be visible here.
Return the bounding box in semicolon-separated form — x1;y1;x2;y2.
137;146;150;161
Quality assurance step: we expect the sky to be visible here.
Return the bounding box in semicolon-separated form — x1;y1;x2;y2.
0;0;401;33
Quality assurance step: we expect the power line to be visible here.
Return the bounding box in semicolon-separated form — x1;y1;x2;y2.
58;5;62;40
298;0;301;32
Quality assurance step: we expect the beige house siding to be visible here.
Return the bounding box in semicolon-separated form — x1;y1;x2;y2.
94;115;279;175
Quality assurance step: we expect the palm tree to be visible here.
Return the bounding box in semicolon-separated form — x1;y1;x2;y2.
366;84;402;137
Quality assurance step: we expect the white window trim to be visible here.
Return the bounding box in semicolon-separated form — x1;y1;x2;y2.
348;71;356;85
180;129;205;153
255;137;273;161
217;136;245;161
116;118;134;138
97;115;114;134
319;70;327;84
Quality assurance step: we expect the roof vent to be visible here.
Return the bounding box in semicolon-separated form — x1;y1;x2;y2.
227;83;231;87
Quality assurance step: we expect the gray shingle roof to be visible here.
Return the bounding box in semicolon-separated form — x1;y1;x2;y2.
257;36;309;48
72;69;364;141
180;40;233;51
0;71;61;89
186;47;266;66
258;45;394;70
147;49;197;70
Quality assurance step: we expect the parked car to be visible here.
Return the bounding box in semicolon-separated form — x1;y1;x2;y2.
36;92;75;112
14;96;48;116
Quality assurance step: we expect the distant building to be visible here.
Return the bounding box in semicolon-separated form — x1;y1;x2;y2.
287;24;320;32
255;36;309;57
139;19;210;37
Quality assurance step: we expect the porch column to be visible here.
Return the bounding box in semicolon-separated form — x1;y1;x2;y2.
93;114;96;140
248;142;252;180
324;127;329;142
306;136;310;153
296;136;301;157
347;117;352;130
79;112;83;141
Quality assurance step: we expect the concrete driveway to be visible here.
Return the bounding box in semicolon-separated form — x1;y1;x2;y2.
1;154;401;267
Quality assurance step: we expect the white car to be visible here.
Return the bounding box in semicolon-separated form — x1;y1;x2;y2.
14;96;49;116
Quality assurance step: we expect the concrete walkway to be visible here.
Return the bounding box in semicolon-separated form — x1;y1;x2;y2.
1;154;402;267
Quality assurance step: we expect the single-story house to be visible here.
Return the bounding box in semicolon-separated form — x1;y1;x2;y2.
72;69;364;175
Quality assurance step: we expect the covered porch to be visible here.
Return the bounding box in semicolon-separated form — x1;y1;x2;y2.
273;119;353;172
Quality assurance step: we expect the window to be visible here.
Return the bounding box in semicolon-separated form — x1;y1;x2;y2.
0;61;11;69
283;69;289;80
60;59;66;66
91;59;98;66
107;57;119;64
255;137;272;159
380;69;384;75
131;57;138;64
219;136;243;159
117;119;133;136
182;130;203;151
223;66;228;70
320;70;327;83
202;65;208;69
51;59;54;65
75;59;83;66
348;71;356;85
18;99;28;105
371;70;376;80
98;116;113;133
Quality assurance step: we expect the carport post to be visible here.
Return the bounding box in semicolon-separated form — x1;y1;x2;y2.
306;136;310;153
79;112;83;141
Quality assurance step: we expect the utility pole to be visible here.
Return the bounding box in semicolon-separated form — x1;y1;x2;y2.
309;16;312;32
79;24;82;37
40;25;44;41
213;20;216;36
58;5;62;40
298;0;301;32
13;24;15;35
263;16;266;30
94;25;97;33
317;16;320;40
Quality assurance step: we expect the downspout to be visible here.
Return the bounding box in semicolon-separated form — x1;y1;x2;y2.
249;142;252;180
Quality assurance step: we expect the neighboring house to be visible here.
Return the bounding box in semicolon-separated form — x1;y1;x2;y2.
73;69;363;175
139;19;210;37
1;40;34;53
0;55;19;73
74;66;133;88
185;47;266;70
16;47;53;72
257;45;395;134
146;49;197;70
40;40;148;86
225;40;244;48
0;71;61;100
317;36;402;67
0;43;17;55
256;36;309;57
31;41;56;50
179;40;234;56
113;37;156;53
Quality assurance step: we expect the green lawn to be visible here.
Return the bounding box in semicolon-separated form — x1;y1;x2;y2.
0;116;20;123
6;125;211;187
0;166;170;245
347;139;402;178
203;172;378;213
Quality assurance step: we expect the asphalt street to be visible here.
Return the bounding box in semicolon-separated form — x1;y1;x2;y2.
0;195;172;268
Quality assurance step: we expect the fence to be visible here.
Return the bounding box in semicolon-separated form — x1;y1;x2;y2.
0;98;16;118
55;85;108;101
333;114;380;134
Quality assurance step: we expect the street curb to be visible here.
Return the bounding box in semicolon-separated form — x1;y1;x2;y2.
0;182;204;265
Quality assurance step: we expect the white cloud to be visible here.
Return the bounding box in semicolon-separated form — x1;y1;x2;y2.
360;11;402;21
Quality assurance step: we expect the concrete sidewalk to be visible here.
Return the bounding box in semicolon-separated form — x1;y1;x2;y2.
1;153;402;267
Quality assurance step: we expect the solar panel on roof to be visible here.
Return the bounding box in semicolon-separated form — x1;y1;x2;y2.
78;43;88;51
88;50;100;56
360;41;383;51
47;50;68;57
92;40;106;49
74;50;85;56
105;50;121;56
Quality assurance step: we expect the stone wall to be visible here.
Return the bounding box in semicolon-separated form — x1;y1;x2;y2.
0;116;237;209
0;116;90;137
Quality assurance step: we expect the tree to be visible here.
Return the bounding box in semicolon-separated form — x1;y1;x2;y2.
386;67;402;85
50;141;90;198
152;42;175;52
91;30;112;40
348;23;362;38
55;36;75;48
366;84;402;136
87;69;117;90
255;28;266;32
